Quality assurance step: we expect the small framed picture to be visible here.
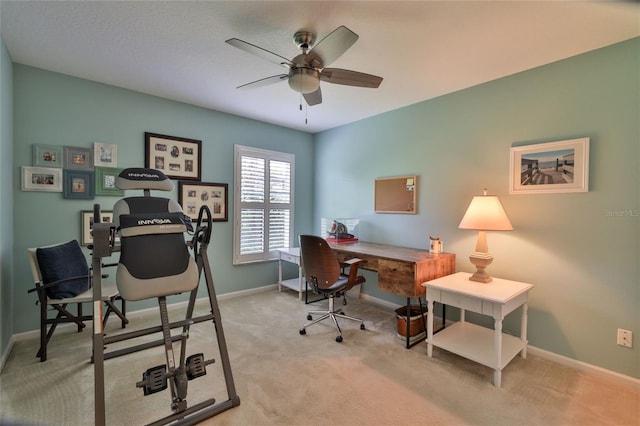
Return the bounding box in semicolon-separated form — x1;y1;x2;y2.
33;144;63;167
95;167;124;196
63;170;95;199
509;137;590;194
81;210;115;246
94;142;118;167
64;146;93;170
145;132;202;181
21;166;63;192
179;181;228;222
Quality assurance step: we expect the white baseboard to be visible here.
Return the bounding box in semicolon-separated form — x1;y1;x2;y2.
527;345;640;388
0;335;16;373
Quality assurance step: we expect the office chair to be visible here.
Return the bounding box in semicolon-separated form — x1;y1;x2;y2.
27;239;127;362
298;234;366;342
90;167;239;425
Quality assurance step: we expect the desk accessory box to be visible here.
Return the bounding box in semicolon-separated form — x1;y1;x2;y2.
321;218;359;242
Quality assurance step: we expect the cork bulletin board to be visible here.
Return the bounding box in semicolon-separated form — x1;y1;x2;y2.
374;175;417;214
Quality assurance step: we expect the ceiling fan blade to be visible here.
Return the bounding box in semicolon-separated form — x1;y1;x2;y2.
320;68;383;88
303;88;322;106
237;74;289;90
226;38;294;68
307;26;358;68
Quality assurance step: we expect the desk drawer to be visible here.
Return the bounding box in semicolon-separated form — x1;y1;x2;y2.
378;259;416;297
441;292;482;313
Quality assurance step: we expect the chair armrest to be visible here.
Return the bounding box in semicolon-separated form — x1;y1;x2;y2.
27;274;91;294
340;257;366;267
340;258;365;285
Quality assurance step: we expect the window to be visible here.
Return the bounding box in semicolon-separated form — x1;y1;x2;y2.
233;145;294;264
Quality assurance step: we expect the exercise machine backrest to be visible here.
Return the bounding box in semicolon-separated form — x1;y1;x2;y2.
113;168;198;301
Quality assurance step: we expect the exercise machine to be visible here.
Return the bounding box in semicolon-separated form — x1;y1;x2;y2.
90;168;240;425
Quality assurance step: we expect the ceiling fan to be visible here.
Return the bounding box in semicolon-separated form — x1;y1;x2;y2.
225;26;383;106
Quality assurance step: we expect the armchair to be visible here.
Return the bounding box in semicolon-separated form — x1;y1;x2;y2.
27;239;127;362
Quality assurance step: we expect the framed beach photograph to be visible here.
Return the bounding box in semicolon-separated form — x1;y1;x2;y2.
94;142;118;167
64;146;93;170
95;166;124;196
32;144;63;167
21;166;63;192
81;210;115;246
63;170;94;199
509;137;590;194
145;132;202;181
179;181;228;222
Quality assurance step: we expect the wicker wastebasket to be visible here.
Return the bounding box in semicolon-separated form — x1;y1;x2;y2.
394;305;426;337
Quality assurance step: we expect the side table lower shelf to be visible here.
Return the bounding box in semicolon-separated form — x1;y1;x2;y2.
429;322;526;371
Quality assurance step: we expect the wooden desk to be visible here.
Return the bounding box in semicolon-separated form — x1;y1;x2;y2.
327;241;455;298
278;241;455;348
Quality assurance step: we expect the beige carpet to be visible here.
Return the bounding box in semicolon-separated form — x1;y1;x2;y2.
1;288;638;425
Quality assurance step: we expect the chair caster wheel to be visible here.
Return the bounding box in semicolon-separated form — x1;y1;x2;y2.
299;328;306;335
360;323;365;330
336;335;343;343
307;315;312;320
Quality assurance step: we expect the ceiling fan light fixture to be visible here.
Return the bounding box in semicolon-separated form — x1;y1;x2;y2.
288;68;320;94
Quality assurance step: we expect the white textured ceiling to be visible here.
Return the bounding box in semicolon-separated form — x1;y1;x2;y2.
1;1;638;133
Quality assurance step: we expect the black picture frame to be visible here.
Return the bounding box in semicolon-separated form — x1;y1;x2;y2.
178;181;228;222
81;210;115;246
145;132;202;181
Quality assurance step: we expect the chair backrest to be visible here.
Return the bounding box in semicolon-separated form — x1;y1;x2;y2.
113;168;198;301
299;234;341;291
28;240;90;299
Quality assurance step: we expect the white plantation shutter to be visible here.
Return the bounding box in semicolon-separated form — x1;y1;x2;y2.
234;145;294;264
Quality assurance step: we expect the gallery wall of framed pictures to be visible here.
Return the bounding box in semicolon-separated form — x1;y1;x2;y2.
22;131;228;245
24;142;121;198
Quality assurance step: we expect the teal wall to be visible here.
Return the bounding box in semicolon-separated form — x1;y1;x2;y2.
314;38;639;378
1;37;15;363
11;65;314;334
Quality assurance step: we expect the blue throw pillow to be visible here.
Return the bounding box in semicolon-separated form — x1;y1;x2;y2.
36;240;90;299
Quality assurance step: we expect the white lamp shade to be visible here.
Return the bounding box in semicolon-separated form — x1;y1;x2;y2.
458;195;513;231
288;68;320;94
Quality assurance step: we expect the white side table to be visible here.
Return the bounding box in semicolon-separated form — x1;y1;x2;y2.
276;248;304;300
423;272;533;387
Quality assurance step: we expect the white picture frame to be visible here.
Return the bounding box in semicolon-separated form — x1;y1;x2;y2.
21;166;63;192
509;137;590;194
94;141;118;167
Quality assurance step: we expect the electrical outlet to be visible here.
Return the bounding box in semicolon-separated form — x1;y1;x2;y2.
617;329;633;348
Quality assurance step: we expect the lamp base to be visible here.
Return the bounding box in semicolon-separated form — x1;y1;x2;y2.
469;252;493;283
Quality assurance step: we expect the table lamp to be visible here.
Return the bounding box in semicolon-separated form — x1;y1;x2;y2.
458;189;513;283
